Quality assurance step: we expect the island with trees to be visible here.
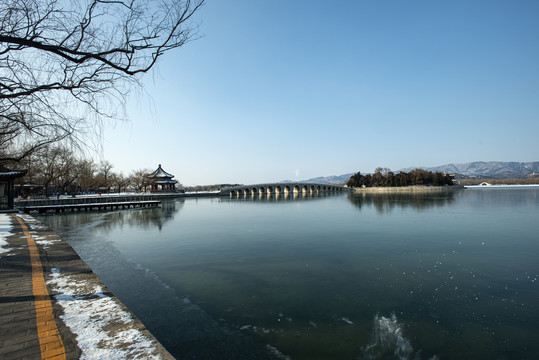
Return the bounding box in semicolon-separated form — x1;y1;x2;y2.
346;167;460;192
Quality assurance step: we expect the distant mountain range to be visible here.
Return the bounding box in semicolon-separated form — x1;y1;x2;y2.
293;174;356;184
287;161;539;184
402;161;539;179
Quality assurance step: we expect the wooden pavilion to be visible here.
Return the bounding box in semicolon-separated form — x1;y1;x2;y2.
0;164;27;210
148;164;178;193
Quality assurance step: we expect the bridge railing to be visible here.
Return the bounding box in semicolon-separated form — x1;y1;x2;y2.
220;183;349;196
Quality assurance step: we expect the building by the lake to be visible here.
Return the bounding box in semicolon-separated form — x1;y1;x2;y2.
148;164;179;193
0;164;27;210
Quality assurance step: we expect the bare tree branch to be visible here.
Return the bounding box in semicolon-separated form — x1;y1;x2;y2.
1;0;204;164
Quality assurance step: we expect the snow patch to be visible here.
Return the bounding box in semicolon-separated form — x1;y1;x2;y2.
16;213;39;224
47;268;163;360
32;235;61;249
34;237;61;249
0;214;13;256
30;223;48;230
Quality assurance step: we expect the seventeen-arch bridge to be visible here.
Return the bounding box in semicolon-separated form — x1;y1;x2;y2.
220;183;348;197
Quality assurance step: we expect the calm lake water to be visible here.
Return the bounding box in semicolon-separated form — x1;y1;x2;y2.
39;187;539;360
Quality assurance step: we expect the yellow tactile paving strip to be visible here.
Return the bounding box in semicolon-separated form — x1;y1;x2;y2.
12;215;66;360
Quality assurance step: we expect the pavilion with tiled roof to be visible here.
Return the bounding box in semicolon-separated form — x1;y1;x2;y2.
148;164;178;193
0;164;27;210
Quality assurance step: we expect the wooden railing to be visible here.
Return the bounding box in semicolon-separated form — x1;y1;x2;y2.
15;193;178;207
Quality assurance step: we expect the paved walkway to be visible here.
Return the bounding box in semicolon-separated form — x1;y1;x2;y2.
0;213;174;360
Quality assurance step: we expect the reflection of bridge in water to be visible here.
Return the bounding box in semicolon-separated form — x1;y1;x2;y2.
220;183;348;197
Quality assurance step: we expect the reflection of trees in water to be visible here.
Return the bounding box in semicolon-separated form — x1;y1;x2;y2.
347;192;456;214
37;211;104;233
97;199;182;232
38;199;183;232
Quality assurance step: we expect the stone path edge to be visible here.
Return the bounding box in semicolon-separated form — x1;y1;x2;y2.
1;213;175;360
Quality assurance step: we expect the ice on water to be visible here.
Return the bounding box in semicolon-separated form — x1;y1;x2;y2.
361;313;439;360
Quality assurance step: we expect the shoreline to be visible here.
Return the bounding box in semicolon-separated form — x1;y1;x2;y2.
464;184;539;188
0;213;174;360
351;185;463;194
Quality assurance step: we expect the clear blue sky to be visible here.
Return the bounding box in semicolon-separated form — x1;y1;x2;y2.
103;0;539;186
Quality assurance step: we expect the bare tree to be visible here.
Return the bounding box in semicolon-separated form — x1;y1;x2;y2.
95;160;113;192
76;158;97;192
1;0;204;163
129;168;152;193
112;172;130;193
54;149;80;194
28;145;78;194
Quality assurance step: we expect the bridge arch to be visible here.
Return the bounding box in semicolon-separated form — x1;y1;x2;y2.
222;183;348;197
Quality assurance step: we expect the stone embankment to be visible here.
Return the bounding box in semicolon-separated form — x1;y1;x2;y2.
352;185;464;194
0;213;174;360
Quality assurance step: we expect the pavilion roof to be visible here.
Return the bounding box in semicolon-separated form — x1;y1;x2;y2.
0;164;27;180
149;164;175;179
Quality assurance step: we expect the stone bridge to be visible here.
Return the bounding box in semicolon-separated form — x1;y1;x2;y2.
220;183;349;197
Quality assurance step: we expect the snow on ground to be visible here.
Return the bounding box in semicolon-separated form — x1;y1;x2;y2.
32;233;61;249
8;213;163;358
11;213;60;249
48;268;163;360
0;214;13;257
34;237;61;249
16;213;47;229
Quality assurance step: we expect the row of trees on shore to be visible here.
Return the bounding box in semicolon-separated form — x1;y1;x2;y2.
14;145;158;196
346;167;454;188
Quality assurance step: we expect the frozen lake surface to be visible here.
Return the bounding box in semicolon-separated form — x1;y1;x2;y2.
40;187;539;359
